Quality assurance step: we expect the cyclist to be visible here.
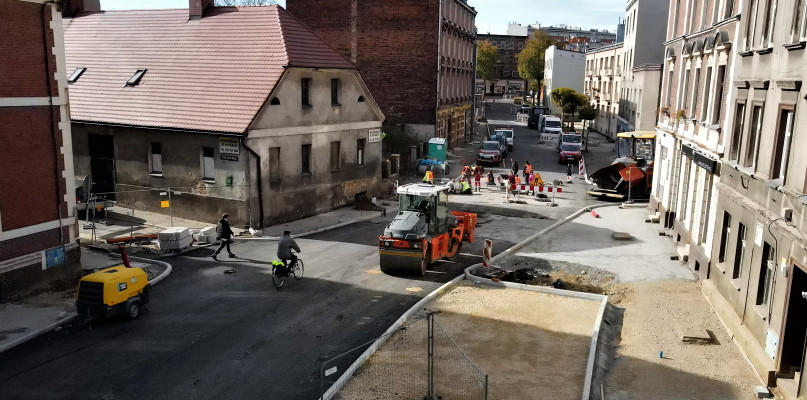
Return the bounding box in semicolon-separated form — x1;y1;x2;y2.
277;230;301;276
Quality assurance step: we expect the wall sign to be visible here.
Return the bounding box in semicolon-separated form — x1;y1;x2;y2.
368;128;381;143
220;137;240;155
681;143;718;174
220;154;238;162
765;329;779;361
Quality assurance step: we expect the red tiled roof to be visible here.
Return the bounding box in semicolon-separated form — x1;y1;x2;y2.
63;6;355;134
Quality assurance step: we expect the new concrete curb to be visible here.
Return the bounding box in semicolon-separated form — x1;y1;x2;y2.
0;256;172;355
234;205;396;242
321;203;617;399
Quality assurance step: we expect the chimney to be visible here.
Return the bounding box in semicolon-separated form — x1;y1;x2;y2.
62;0;101;18
189;0;214;20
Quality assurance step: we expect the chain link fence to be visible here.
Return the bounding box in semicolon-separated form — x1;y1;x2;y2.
321;312;488;399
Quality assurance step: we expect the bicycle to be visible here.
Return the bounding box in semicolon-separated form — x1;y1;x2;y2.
271;252;304;289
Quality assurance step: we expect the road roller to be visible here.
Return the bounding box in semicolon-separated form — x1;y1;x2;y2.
379;183;477;275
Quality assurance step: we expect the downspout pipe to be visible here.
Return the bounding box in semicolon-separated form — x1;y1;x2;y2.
42;1;65;247
436;0;442;139
242;142;264;228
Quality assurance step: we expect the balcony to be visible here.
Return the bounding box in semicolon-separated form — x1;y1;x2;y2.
601;68;613;77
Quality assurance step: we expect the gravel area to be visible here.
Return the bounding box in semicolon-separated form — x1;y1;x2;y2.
337;281;602;399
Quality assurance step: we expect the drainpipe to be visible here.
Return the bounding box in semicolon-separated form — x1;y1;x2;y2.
241;142;264;228
42;1;65;247
435;0;442;140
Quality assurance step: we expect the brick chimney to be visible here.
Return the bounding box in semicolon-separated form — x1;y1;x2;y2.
189;0;214;20
62;0;101;18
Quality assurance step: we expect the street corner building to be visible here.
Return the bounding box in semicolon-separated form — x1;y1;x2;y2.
63;0;385;228
285;0;477;149
0;0;82;301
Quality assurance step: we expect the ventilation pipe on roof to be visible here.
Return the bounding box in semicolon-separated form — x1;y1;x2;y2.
189;0;214;20
61;0;100;18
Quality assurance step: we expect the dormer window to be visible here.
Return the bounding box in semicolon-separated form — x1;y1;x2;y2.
67;67;86;84
126;69;147;86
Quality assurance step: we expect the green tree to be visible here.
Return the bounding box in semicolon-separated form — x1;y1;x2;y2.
517;31;555;105
476;40;499;99
550;88;586;130
577;104;597;150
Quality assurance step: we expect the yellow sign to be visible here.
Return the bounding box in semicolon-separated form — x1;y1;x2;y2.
160;200;170;208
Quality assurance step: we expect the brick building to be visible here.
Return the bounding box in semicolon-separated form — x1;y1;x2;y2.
286;0;477;149
475;33;527;95
0;0;82;301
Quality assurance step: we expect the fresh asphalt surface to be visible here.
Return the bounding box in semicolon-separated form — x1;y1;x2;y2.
0;106;613;399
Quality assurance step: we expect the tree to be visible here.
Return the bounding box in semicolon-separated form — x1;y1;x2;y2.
476;41;499;100
517;31;555;105
578;104;597;151
214;0;276;5
550;88;586;130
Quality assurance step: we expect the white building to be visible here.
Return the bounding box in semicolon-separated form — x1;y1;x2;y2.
544;45;585;115
584;44;622;137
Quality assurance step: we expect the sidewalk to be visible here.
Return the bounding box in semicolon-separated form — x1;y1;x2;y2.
0;246;171;354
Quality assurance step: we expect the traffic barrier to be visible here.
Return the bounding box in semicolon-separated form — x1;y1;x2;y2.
579;157;588;179
482;239;493;268
509;185;563;194
590;210;600;218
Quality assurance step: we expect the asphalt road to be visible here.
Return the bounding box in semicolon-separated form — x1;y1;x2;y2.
0;209;548;399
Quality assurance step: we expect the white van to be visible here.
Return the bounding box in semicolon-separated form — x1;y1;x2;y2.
494;128;515;151
539;115;562;134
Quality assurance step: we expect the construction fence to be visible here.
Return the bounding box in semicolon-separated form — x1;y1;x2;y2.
321;312;488;400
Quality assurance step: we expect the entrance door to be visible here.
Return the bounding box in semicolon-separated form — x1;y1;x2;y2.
87;134;116;200
780;264;807;390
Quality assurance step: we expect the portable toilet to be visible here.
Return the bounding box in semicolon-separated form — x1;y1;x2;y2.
427;138;447;161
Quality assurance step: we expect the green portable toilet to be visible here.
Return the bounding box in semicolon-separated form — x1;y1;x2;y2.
427;138;447;161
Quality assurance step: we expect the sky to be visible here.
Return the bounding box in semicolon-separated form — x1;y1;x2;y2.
100;0;626;35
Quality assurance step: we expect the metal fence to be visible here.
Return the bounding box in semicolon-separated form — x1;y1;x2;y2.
321;312;488;400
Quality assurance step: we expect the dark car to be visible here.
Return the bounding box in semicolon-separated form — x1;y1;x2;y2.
527;107;546;129
558;143;582;164
476;141;503;165
489;131;508;157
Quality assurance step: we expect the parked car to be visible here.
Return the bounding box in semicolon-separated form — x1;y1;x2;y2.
527;107;547;129
558;143;582;164
476;141;504;165
494;128;515;151
556;132;584;150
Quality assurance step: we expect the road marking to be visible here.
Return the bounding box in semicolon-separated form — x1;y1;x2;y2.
366;269;382;274
459;253;483;258
325;366;338;376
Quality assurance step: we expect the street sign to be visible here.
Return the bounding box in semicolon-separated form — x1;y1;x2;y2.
161;200;170;208
368;128;381;143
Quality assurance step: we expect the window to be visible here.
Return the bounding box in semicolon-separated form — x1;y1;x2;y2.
202;147;214;181
331;79;341;106
700;0;709;29
358;95;365;102
269;147;281;182
356;139;365;166
149;142;162;174
724;0;734;18
718;211;731;263
756;242;775;305
732;222;747;279
680;69;691;113
744;104;763;168
270;97;280;105
729;103;746;161
701;67;713;120
746;0;760;49
690;68;700;119
67;67;86;84
301;78;311;107
126;69;147;86
759;0;777;48
790;0;807;42
665;70;673;106
301;144;311;174
772;108;794;180
710;65;726;124
330;141;341;171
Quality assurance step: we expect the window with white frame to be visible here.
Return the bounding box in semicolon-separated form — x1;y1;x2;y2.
758;0;777;48
728;102;746;161
732;222;747;279
149;142;162;175
680;69;691;115
710;65;726;125
790;0;807;42
202;147;214;181
718;211;731;263
745;0;760;50
771;107;794;180
701;67;713;120
700;0;709;29
690;67;701;118
756;242;775;306
743;104;764;168
665;69;674;107
724;0;735;18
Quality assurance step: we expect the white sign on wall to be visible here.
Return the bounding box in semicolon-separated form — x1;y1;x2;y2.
765;329;779;361
220;137;240;155
368;128;381;143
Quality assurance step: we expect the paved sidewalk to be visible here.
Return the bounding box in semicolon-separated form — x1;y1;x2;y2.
0;246;170;354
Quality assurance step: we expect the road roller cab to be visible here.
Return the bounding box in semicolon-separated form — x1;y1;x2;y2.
379;184;476;275
76;266;150;319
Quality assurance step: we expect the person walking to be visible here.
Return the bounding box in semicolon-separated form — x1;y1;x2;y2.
212;213;235;260
277;230;301;275
511;159;519;178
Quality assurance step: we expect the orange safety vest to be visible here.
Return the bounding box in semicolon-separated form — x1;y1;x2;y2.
424;170;434;181
515;176;521;185
525;164;533;174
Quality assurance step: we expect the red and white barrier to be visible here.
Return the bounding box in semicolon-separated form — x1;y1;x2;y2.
482;239;493;268
509;185;563;193
578;158;587;179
